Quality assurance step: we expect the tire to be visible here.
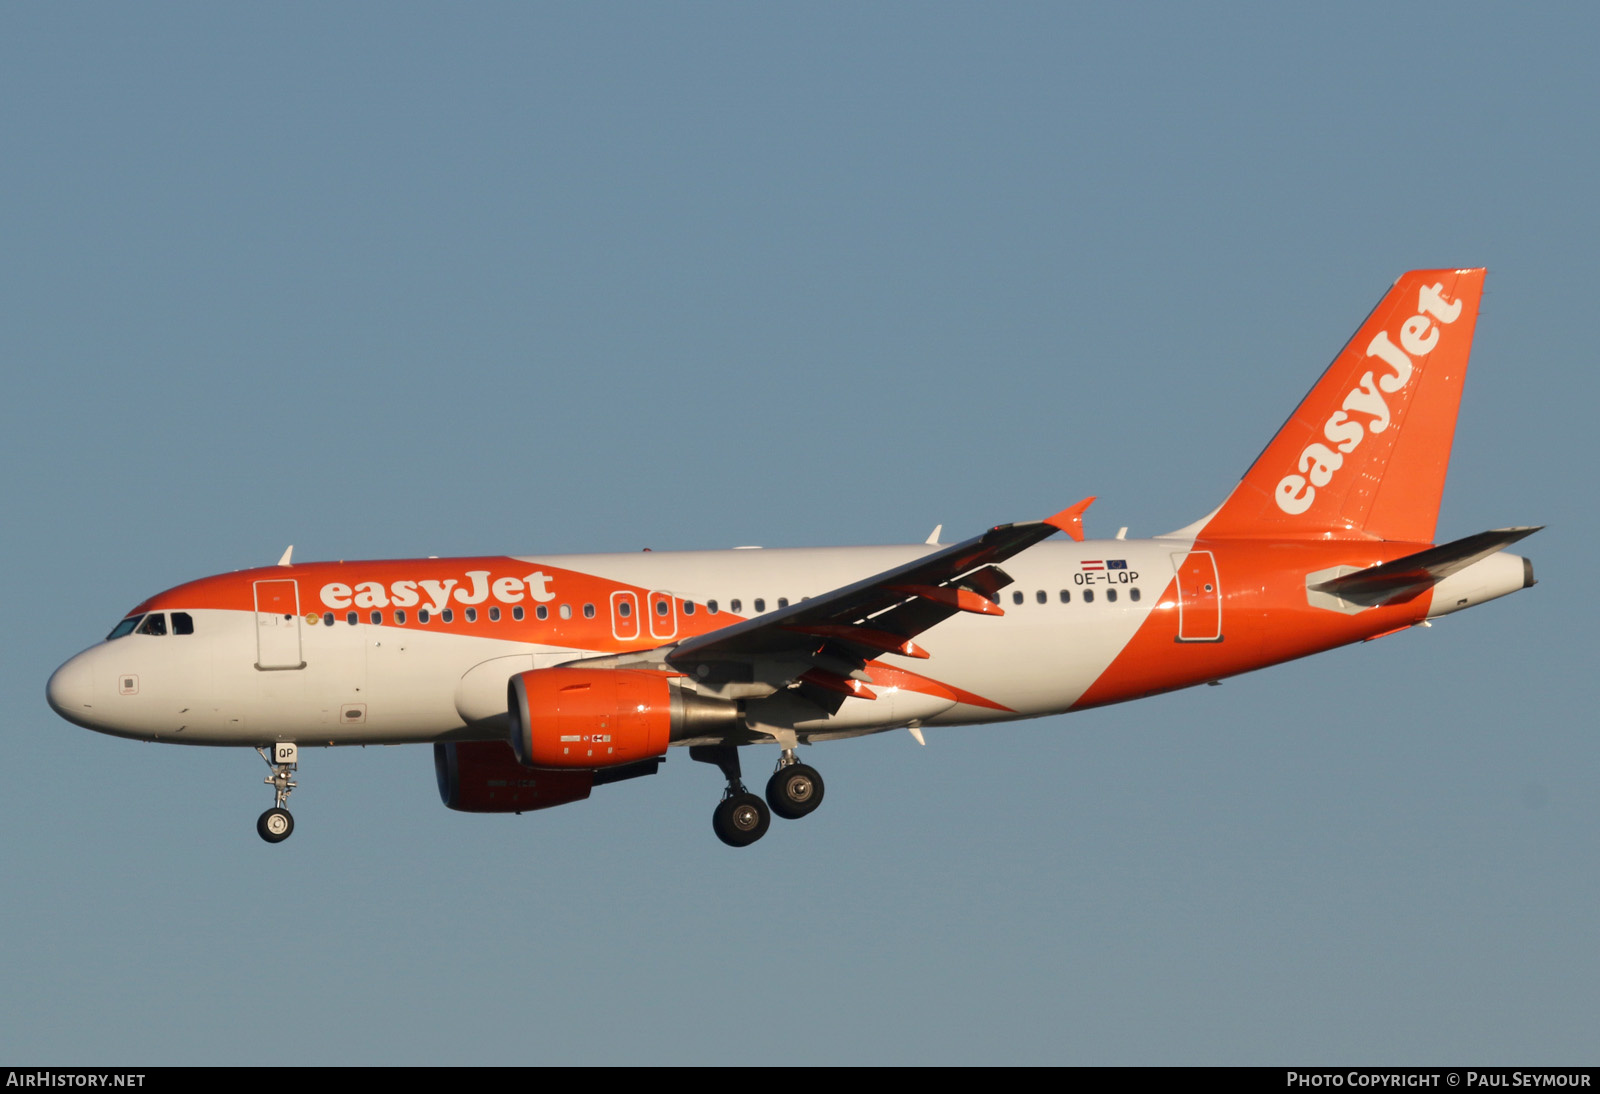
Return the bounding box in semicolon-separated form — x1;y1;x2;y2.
712;792;770;847
257;807;294;843
766;763;825;820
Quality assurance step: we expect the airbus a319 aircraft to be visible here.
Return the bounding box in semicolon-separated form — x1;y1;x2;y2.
47;269;1539;847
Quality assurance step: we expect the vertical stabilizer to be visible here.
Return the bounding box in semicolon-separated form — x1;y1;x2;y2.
1201;268;1485;543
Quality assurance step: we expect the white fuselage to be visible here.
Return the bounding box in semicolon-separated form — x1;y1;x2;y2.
48;539;1179;747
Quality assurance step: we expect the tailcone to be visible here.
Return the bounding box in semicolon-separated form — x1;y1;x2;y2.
1427;551;1534;619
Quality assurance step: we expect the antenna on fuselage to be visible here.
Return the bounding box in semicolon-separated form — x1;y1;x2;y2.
277;545;294;567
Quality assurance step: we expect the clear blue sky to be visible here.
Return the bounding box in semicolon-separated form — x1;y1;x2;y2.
3;3;1594;1065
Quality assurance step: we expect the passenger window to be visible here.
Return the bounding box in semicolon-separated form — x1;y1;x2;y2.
515;606;526;621
371;611;383;625
107;616;143;640
1107;588;1118;603
1083;589;1094;603
489;606;500;622
418;609;431;623
655;600;669;616
583;603;595;619
707;600;719;614
137;613;168;636
1130;587;1141;602
442;609;454;623
1059;590;1070;603
346;612;358;626
1012;591;1024;606
777;598;788;609
560;604;573;620
395;610;407;624
683;602;695;615
465;607;477;623
754;598;766;613
531;605;542;620
618;601;631;618
730;599;742;613
172;612;195;635
1036;590;1047;604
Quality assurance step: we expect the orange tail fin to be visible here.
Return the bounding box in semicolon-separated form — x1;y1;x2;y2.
1201;268;1485;543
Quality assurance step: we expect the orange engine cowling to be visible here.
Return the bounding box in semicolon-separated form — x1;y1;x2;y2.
434;740;594;813
509;668;681;769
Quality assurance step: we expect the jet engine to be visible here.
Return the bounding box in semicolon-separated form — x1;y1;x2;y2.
434;740;594;812
507;667;741;769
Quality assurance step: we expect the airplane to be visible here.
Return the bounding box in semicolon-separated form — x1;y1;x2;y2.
46;268;1539;847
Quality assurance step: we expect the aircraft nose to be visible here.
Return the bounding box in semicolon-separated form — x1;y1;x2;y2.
46;652;96;727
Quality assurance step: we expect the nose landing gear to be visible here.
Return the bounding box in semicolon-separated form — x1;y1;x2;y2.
255;743;298;844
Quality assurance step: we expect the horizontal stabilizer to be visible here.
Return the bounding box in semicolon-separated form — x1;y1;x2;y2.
1310;526;1541;607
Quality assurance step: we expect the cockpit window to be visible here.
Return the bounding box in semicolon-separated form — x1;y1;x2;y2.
107;615;143;641
172;612;195;635
136;613;168;636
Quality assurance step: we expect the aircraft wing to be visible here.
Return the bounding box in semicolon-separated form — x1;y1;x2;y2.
663;499;1093;707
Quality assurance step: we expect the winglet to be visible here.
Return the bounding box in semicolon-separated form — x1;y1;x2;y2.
1044;497;1096;542
277;545;294;567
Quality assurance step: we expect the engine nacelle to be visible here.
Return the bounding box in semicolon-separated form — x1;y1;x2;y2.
507;667;740;769
434;740;594;813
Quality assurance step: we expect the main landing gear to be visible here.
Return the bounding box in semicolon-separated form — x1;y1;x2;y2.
692;745;826;847
255;743;298;844
767;751;824;820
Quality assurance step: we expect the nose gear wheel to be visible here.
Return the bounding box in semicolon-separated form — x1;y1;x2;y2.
257;807;294;843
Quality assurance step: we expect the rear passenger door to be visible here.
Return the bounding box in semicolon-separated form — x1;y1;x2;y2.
1171;551;1222;642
